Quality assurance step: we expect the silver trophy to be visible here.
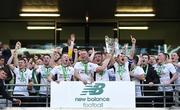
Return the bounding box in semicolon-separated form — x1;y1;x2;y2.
105;36;115;54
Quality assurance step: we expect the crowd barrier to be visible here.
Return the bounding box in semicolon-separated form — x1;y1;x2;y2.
0;83;180;108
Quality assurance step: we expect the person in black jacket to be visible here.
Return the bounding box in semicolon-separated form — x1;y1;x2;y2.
62;33;76;62
0;68;21;107
141;53;160;107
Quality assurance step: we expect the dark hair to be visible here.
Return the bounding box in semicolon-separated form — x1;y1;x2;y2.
94;52;103;56
18;57;27;62
61;52;68;58
0;68;3;71
133;56;139;65
142;53;150;60
43;54;51;58
0;55;5;60
164;53;170;59
80;49;87;52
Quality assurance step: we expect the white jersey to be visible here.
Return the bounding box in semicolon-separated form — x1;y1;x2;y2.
131;66;145;96
96;68;109;81
13;68;32;96
50;65;74;81
36;65;52;95
114;62;130;81
174;62;180;90
74;62;98;82
154;63;176;91
107;67;115;81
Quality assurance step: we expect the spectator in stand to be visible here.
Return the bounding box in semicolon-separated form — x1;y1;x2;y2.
0;68;21;108
149;55;157;66
140;53;160;107
2;44;11;64
51;49;61;67
62;33;77;63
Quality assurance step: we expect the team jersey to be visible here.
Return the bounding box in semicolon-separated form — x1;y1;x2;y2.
74;62;98;83
154;63;176;91
114;62;130;81
13;67;32;96
36;65;52;95
50;65;74;81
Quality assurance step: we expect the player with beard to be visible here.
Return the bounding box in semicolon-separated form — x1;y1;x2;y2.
93;52;114;81
35;54;53;96
74;49;111;84
31;54;53;107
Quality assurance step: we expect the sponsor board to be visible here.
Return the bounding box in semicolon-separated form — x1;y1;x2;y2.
51;81;135;108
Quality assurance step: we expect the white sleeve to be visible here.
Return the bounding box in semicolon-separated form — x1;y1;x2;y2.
123;72;130;81
168;63;176;74
114;62;118;69
91;63;98;72
50;67;58;75
70;67;74;75
135;67;144;75
36;66;41;73
13;67;19;75
28;70;32;80
74;62;80;70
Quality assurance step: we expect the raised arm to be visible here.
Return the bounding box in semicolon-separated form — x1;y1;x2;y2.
73;48;78;65
88;48;95;62
96;54;112;73
129;35;136;60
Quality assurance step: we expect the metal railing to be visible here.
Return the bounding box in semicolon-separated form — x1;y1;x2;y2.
0;84;180;108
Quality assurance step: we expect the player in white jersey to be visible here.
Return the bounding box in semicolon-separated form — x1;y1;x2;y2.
153;52;177;107
9;57;32;107
74;49;111;84
93;52;111;81
114;53;131;81
35;54;53;95
7;50;33;97
171;52;180;91
154;52;177;91
130;56;145;96
113;35;136;81
7;42;32;107
48;53;74;82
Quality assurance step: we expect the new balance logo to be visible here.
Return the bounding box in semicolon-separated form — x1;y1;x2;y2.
80;83;105;95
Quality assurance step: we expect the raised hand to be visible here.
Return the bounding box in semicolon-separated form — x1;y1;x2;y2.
15;41;21;50
130;35;136;44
